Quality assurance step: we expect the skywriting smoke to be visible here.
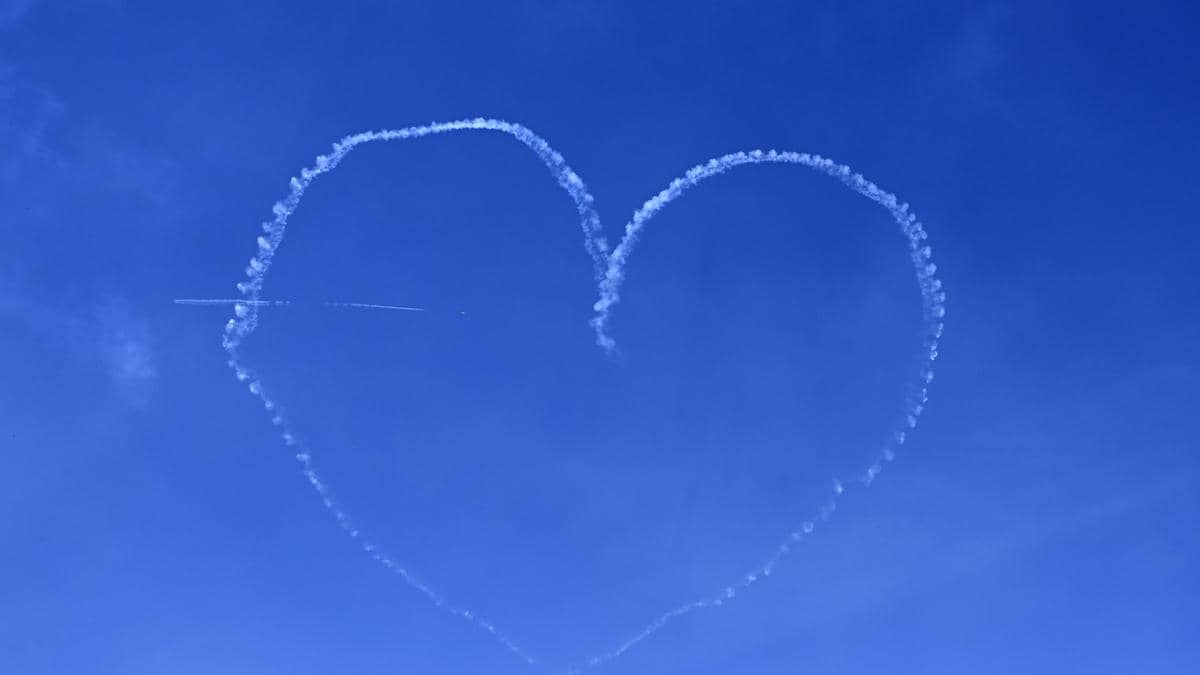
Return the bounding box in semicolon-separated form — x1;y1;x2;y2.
218;118;945;672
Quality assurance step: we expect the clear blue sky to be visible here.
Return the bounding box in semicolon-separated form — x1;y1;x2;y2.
2;2;1197;673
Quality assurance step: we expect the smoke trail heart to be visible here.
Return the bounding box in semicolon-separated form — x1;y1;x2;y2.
218;118;945;671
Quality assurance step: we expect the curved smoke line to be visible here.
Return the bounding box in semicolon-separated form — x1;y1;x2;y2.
219;119;945;672
221;119;610;666
571;150;945;672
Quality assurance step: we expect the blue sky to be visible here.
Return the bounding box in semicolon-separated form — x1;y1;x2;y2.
2;2;1198;673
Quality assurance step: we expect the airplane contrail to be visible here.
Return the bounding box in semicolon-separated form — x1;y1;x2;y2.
214;117;946;673
324;301;426;312
175;298;290;307
174;298;426;312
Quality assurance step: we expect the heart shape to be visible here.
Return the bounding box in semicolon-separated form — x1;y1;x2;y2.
220;118;945;671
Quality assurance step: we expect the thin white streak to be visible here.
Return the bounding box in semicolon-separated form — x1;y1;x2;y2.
175;298;291;307
175;298;426;312
325;302;426;312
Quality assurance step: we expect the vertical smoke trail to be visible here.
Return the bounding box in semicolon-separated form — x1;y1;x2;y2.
221;119;611;666
569;151;945;672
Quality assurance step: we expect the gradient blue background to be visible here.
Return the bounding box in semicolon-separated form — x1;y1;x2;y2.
2;2;1197;673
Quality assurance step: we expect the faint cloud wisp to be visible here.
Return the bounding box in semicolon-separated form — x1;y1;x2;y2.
0;273;157;407
94;297;157;407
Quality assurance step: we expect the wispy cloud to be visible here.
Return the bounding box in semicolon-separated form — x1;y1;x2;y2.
94;297;156;406
0;61;163;408
0;272;156;406
0;64;181;221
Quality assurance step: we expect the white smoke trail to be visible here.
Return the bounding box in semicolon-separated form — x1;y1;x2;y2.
568;150;945;672
218;118;946;672
221;118;612;666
